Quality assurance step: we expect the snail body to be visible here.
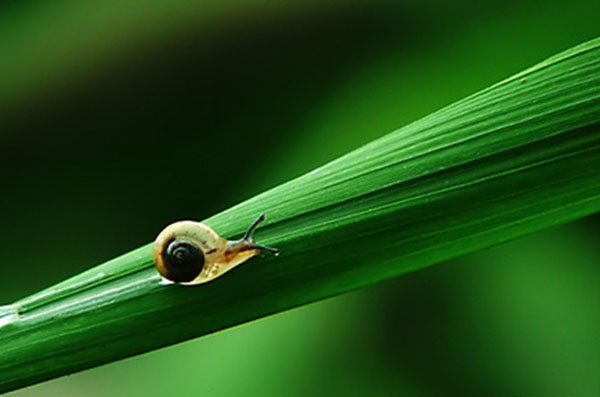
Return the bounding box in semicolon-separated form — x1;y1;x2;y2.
153;214;278;285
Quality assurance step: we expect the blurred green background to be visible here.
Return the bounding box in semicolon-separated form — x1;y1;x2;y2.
1;0;599;395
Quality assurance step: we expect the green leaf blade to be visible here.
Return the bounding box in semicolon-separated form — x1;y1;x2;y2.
1;37;600;393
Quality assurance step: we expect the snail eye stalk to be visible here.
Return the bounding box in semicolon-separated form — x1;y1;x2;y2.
250;244;280;255
240;214;279;256
243;213;266;240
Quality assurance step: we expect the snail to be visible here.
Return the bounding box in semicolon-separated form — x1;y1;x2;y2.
153;214;278;285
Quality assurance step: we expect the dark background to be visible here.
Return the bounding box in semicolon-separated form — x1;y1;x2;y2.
2;0;599;395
